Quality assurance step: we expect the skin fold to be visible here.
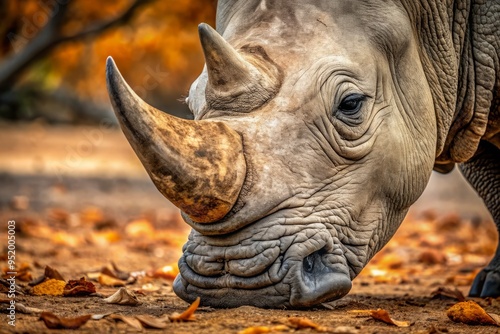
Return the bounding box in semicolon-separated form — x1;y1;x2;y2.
107;0;500;308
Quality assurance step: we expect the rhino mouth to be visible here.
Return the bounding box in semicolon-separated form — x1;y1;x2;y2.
173;215;352;308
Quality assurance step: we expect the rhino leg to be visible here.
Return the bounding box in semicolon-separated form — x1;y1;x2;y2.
459;141;500;297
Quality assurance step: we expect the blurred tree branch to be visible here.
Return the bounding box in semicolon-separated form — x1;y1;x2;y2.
0;0;153;92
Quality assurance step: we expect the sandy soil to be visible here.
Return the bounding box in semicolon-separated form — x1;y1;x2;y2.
0;123;498;334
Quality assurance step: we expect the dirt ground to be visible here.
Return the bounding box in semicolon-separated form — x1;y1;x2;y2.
1;123;499;334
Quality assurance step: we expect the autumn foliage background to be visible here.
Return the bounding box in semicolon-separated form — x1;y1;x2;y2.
0;0;216;122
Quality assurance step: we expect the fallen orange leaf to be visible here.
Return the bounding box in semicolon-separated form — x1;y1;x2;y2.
238;326;273;334
348;309;410;327
109;314;143;330
135;315;168;329
447;300;500;326
288;316;329;331
39;312;91;329
370;309;410;327
50;231;83;247
98;274;125;287
90;230;121;246
80;206;105;224
150;264;179;280
377;253;405;269
238;325;290;334
169;297;200;322
125;219;155;238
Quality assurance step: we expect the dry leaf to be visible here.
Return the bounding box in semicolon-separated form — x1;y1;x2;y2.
430;287;466;301
29;275;46;286
447;300;499;326
347;310;374;317
91;313;113;320
3;263;32;281
32;279;66;296
102;287;140;306
140;283;160;293
271;325;291;332
111;262;131;281
238;326;273;334
288;316;329;331
99;264;135;283
50;231;83;247
418;250;447;265
86;271;101;281
98;273;126;287
150;264;179;280
80;206;105;224
370;309;410;327
169;297;200;322
446;273;477;286
64;277;96;296
39;312;91;329
238;325;290;334
90;230;121;246
44;265;65;281
377;253;404;269
136;314;168;329
101;266;120;279
47;208;69;224
109;314;143;330
489;313;500;324
331;326;359;334
125;219;155;238
16;303;44;314
0;278;24;295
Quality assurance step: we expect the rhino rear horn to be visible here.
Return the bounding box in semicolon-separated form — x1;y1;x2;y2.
198;23;257;92
106;57;246;223
198;23;282;109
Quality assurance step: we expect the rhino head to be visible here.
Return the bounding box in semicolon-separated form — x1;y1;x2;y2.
107;1;439;308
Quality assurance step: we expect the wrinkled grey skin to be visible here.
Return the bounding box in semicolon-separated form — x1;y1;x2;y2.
110;0;500;308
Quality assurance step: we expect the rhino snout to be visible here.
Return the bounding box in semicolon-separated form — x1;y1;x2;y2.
173;227;352;308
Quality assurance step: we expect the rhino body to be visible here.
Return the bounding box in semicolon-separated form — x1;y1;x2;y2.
106;0;500;308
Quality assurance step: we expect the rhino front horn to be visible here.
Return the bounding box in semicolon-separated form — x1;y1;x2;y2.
106;57;246;223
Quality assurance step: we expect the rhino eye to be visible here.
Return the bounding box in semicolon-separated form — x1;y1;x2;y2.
338;94;366;115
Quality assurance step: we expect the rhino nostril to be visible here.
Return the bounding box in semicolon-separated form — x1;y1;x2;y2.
303;255;314;273
293;248;352;307
302;248;326;274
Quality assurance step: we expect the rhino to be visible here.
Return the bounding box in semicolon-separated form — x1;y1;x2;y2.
106;0;500;308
